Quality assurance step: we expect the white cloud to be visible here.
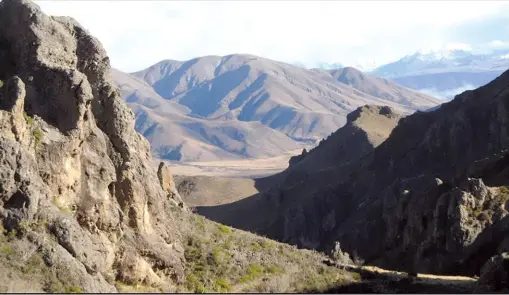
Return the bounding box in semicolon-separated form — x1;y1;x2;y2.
35;0;509;72
488;40;509;49
419;84;478;101
445;42;473;51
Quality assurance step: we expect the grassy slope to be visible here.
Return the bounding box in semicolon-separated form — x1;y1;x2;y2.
0;207;484;294
172;210;360;293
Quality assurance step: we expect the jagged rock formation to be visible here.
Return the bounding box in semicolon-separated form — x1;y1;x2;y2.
0;0;186;291
200;69;509;278
198;105;404;236
158;162;186;209
477;252;509;291
278;105;403;186
252;105;403;192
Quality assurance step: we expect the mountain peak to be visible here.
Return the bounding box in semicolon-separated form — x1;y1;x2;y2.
347;105;400;123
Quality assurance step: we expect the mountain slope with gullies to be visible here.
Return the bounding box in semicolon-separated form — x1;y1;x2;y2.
198;67;509;285
114;56;440;162
253;105;405;191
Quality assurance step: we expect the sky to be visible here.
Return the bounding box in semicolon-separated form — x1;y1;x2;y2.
36;0;509;73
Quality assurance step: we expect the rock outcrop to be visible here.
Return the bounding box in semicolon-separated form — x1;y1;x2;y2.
158;162;186;209
477;252;509;292
0;0;186;291
201;68;509;278
272;68;509;275
197;105;404;244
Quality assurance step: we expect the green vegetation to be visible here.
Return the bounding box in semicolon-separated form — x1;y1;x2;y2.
213;278;232;292
261;240;277;248
0;244;14;255
33;127;43;147
0;232;86;293
217;224;232;234
18;219;48;234
292;265;346;293
175;210;353;293
467;186;509;222
266;264;285;274
240;264;263;283
6;229;17;241
193;214;206;231
249;241;262;251
64;286;83;293
23;112;33;125
0;80;3;88
51;197;70;214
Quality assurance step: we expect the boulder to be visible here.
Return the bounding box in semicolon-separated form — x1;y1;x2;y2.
477;252;509;291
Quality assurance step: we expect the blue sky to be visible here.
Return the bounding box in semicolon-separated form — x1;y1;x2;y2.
36;1;509;72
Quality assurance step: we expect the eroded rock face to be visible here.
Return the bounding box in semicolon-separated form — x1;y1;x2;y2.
220;68;509;277
0;0;185;291
158;162;186;209
477;252;509;292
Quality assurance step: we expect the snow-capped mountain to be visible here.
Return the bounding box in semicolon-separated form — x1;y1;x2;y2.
371;48;509;100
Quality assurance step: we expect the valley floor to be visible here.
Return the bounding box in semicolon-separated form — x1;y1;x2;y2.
167;149;302;178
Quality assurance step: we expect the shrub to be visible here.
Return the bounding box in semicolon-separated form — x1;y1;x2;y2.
249;242;262;252
193;215;205;231
261;240;276;249
477;211;492;223
23;112;33;125
64;286;84;293
248;264;263;276
0;244;14;255
195;284;208;293
33;127;44;146
185;274;208;293
209;247;224;266
51;197;71;213
214;278;232;293
0;80;3;88
240;263;264;283
217;224;232;234
266;264;285;274
6;229;17;241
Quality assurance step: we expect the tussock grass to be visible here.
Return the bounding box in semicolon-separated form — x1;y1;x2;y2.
175;211;355;293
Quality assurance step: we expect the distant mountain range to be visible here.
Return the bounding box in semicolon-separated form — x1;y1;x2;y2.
370;49;509;100
294;49;509;100
113;54;439;162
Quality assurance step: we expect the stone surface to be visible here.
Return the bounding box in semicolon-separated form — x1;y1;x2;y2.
0;0;186;291
158;162;186;209
203;67;509;278
477;252;509;291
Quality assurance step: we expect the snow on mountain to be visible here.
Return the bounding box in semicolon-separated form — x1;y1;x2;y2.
371;48;509;100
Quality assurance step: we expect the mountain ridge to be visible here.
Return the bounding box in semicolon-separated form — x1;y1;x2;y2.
371;48;509;100
196;66;509;281
115;54;440;162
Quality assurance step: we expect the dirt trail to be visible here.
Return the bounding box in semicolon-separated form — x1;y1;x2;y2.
331;261;476;283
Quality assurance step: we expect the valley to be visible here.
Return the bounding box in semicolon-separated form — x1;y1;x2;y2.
1;0;509;293
168;148;300;179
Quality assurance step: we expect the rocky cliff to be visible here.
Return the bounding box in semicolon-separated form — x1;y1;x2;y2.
275;105;403;188
197;105;404;237
0;0;186;291
201;69;509;278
